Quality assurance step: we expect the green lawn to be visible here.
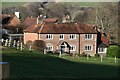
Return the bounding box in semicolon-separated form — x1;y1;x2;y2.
2;47;120;79
2;2;28;8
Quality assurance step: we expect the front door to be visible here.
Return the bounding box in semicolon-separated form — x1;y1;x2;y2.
60;42;68;52
61;45;65;52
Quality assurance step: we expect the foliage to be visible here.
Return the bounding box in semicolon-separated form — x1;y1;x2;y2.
2;33;8;39
32;40;46;52
95;53;100;57
107;45;120;58
25;40;33;49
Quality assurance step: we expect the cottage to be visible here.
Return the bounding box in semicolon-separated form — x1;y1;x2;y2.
0;14;20;29
24;18;98;56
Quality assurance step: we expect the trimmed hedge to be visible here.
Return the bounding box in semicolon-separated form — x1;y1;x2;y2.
32;40;46;52
25;40;46;52
107;45;120;58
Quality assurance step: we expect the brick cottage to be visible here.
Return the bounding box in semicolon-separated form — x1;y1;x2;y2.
23;17;99;56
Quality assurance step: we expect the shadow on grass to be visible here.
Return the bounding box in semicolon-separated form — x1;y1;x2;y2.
2;52;119;80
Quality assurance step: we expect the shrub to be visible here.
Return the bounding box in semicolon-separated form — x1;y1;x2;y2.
80;52;87;57
107;45;120;58
25;40;33;49
32;40;46;52
95;53;100;57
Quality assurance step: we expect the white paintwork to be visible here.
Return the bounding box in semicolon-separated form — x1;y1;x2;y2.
98;48;107;53
15;12;20;18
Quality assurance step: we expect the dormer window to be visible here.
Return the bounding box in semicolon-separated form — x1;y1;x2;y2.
70;34;76;40
85;34;93;40
59;34;64;40
46;34;53;40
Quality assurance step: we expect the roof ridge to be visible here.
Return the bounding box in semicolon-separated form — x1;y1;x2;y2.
37;22;45;33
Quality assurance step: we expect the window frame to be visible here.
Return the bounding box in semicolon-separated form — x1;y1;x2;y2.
70;45;76;51
69;34;76;40
85;34;93;40
84;45;93;51
98;47;105;53
46;34;53;40
59;34;64;40
46;46;53;51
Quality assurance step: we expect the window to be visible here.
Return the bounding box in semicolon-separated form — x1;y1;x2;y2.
46;34;53;40
84;45;93;51
46;46;53;51
70;45;76;51
59;34;64;40
85;34;93;40
70;34;76;40
98;48;105;53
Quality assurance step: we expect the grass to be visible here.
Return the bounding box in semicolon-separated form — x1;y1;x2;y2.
62;2;97;7
2;47;120;79
2;2;28;8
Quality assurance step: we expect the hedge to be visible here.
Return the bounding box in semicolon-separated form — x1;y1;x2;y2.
107;45;120;58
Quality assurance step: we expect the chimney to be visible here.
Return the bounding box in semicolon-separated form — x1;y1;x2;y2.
15;12;20;18
75;22;77;25
62;15;71;23
37;15;43;24
37;16;40;24
40;15;43;18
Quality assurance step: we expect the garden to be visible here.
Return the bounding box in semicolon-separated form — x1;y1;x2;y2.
2;46;120;79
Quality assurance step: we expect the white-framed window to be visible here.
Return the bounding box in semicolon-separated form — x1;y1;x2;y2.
59;34;64;40
98;48;106;53
46;46;53;51
46;34;53;40
84;45;93;51
70;34;76;40
85;34;93;40
70;45;76;51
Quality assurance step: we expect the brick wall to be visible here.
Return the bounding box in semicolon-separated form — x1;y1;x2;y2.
39;34;79;53
24;33;38;44
80;34;97;56
24;33;97;56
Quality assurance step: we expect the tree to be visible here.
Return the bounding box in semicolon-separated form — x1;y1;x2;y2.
95;2;118;44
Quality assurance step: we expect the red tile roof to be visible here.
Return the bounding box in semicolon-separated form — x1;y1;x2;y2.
23;17;37;29
101;35;109;45
0;14;20;29
23;17;58;29
44;18;58;23
24;22;97;34
0;14;16;24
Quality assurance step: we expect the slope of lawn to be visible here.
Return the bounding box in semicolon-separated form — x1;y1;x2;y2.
2;47;120;79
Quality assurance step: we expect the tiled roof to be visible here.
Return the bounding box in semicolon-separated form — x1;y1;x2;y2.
23;17;58;29
101;35;109;45
24;22;97;34
44;18;58;23
0;14;15;25
23;17;37;29
0;14;20;29
98;43;109;47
